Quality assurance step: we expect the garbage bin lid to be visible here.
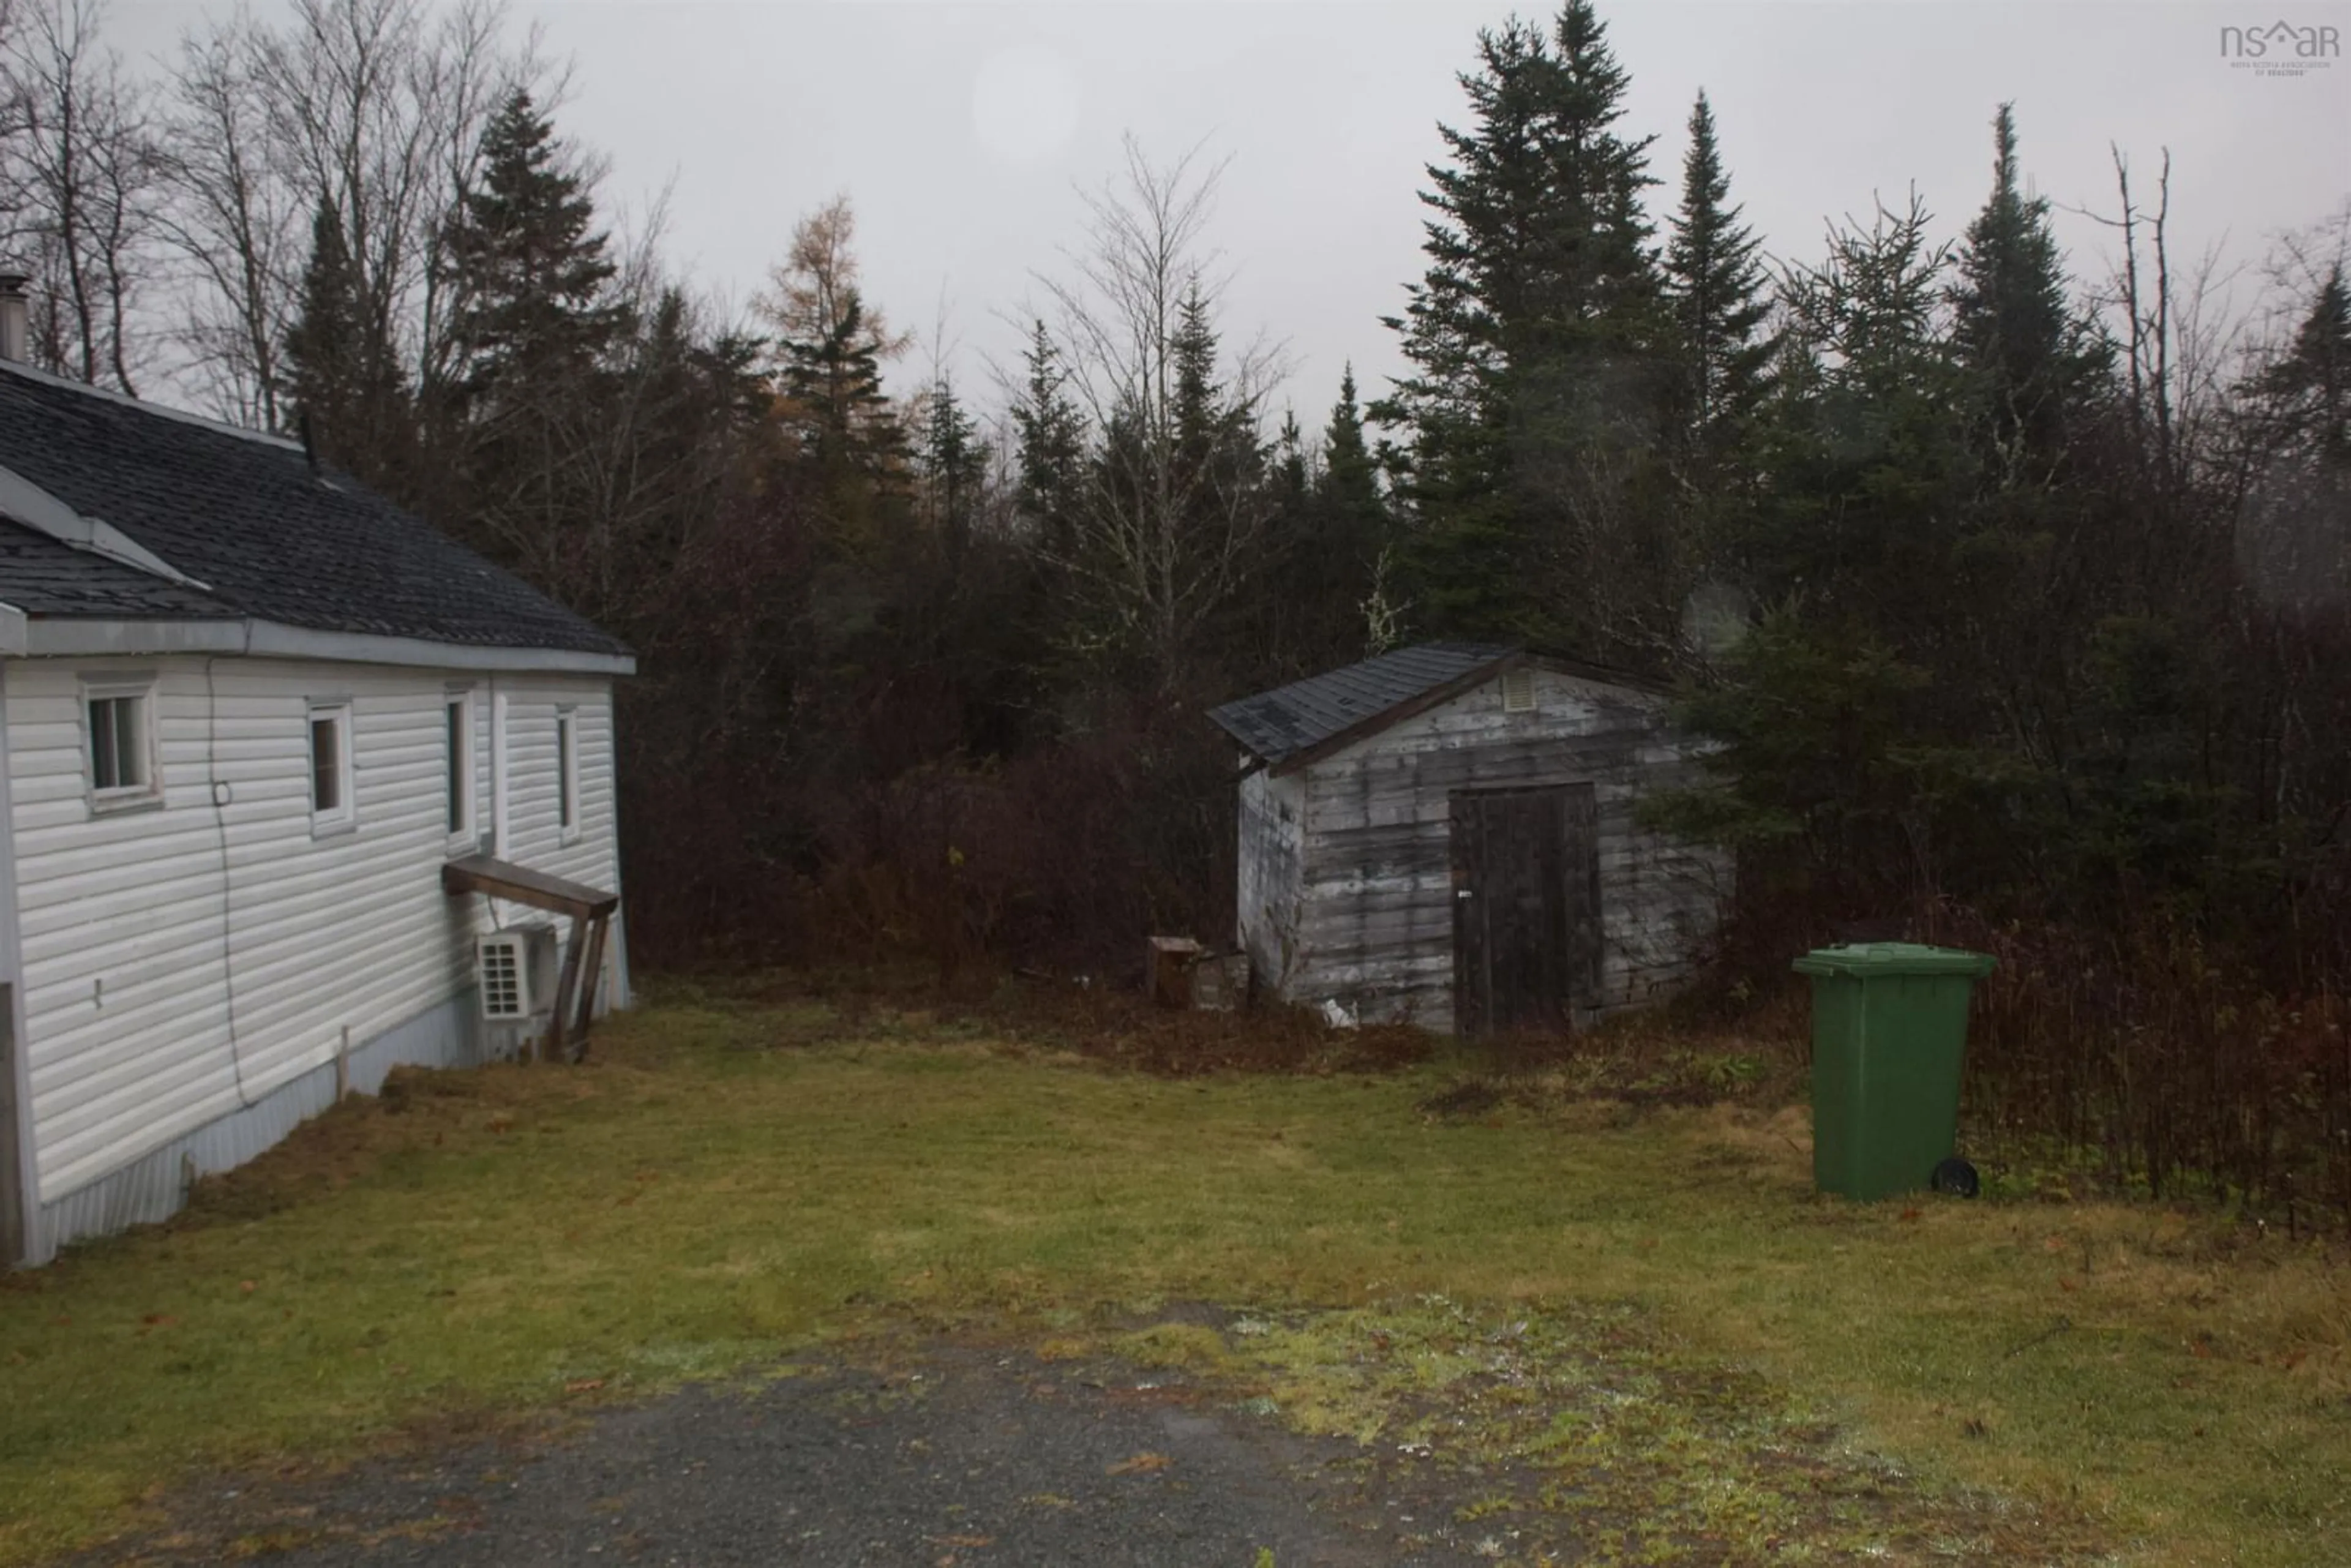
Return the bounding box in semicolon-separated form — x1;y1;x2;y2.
1792;942;1996;978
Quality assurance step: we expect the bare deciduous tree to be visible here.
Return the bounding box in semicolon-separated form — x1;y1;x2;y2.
156;0;541;426
0;0;160;392
156;16;298;424
1035;135;1286;694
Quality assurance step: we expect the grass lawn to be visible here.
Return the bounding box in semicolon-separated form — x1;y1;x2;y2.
1;978;2345;1564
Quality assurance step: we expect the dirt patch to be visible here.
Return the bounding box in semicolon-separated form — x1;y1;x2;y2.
702;966;1442;1077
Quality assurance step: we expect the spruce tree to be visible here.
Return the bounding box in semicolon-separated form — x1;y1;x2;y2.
778;288;905;485
1272;410;1308;501
1011;320;1087;555
435;90;622;565
920;372;984;556
1169;282;1257;499
1321;364;1381;521
1949;104;2100;467
1318;364;1393;631
441;90;621;396
282;197;408;482
1662;91;1773;457
1764;191;1970;601
1375;0;1667;647
1312;367;1396;661
2259;264;2351;461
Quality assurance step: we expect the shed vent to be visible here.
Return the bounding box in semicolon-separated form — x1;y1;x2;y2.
478;933;533;1019
1501;667;1536;713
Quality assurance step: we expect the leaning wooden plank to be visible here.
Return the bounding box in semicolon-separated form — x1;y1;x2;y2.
569;913;610;1053
543;917;587;1062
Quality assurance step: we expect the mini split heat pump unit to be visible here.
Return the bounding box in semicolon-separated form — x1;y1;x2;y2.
476;928;560;1021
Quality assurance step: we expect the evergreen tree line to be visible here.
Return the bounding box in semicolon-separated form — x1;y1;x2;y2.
1371;5;2350;1214
5;0;2347;1214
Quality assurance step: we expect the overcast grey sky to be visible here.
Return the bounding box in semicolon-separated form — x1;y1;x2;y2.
117;1;2351;424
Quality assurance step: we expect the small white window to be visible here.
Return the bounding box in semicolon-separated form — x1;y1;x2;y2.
555;707;580;843
309;702;354;834
84;681;160;811
444;690;476;852
1502;668;1537;713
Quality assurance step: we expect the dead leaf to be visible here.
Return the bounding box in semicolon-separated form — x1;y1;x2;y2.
1108;1451;1171;1476
2058;1278;2079;1292
1899;1207;1922;1223
566;1378;606;1393
239;1280;257;1294
140;1313;178;1329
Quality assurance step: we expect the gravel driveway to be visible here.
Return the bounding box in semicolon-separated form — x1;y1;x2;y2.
90;1339;1480;1567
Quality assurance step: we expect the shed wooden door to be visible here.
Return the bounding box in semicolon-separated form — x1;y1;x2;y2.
1450;786;1600;1037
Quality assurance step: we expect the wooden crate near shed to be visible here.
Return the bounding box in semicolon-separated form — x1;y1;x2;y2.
1146;939;1250;1011
1147;936;1203;1007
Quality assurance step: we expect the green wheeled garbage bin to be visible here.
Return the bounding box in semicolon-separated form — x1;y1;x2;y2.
1793;943;1995;1201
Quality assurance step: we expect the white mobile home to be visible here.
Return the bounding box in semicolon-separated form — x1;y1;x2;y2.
1210;644;1725;1035
0;330;632;1266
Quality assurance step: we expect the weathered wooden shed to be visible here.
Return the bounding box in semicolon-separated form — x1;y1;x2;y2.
1209;643;1725;1035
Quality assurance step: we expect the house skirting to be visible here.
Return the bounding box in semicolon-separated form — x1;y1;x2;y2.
32;988;486;1262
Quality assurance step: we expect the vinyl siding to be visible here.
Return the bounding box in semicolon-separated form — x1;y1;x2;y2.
5;656;620;1204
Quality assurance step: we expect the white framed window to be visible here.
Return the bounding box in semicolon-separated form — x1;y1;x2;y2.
308;701;355;836
555;706;580;844
444;688;476;853
83;678;161;813
1501;667;1537;714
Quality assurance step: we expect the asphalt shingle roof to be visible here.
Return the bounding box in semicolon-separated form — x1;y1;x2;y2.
0;362;627;656
1209;643;1515;767
0;519;234;618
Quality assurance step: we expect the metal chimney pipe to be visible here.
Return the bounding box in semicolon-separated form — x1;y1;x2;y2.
0;267;30;364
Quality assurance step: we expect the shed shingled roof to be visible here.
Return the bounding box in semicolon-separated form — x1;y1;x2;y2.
0;361;628;656
1208;642;1515;767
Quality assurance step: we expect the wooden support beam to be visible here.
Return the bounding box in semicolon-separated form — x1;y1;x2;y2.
569;913;610;1057
441;855;618;921
542;915;587;1063
443;855;622;1065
